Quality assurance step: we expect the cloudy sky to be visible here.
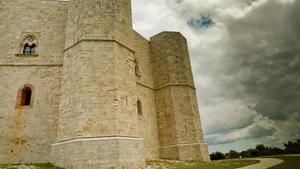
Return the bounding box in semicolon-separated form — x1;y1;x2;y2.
131;0;300;153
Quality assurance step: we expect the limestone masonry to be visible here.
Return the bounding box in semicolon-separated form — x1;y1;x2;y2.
0;0;210;168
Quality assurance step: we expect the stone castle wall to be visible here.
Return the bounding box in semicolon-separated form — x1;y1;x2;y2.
0;0;210;167
0;66;61;163
0;0;68;163
134;31;160;160
0;0;68;65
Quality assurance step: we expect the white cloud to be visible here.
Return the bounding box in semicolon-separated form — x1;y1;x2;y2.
132;0;188;39
201;100;257;134
205;115;277;145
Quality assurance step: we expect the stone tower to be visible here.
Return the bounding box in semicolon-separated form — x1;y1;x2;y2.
51;0;145;168
150;32;210;162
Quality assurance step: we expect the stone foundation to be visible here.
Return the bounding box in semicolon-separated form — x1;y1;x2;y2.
160;143;211;162
51;137;145;169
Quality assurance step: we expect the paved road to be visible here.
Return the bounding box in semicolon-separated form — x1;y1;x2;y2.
236;158;284;169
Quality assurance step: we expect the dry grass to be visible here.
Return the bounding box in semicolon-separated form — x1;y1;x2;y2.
146;159;259;169
0;159;260;169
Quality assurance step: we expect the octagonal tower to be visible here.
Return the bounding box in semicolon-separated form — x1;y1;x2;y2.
150;32;211;162
51;0;145;168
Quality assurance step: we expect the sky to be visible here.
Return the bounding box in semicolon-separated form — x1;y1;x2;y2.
131;0;300;153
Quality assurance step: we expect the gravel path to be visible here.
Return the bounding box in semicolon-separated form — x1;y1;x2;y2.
236;158;284;169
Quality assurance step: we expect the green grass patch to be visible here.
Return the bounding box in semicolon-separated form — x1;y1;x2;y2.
266;155;300;169
147;159;259;169
0;163;64;169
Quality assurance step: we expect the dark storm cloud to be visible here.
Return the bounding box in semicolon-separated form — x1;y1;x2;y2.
166;0;300;146
221;0;300;121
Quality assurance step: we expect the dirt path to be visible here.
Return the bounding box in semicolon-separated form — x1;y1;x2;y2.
236;158;284;169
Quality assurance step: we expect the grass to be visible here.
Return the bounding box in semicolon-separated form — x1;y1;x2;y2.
146;159;260;169
0;159;261;169
0;163;64;169
266;155;300;169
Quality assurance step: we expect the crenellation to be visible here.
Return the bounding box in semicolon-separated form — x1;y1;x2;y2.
0;0;210;168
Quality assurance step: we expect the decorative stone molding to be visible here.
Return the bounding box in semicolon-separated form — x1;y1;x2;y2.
15;53;39;57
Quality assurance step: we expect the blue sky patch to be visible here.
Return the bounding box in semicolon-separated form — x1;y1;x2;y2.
187;16;214;29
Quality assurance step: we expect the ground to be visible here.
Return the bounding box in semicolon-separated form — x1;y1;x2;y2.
265;155;300;169
0;163;63;169
0;160;258;169
3;156;299;169
146;159;259;169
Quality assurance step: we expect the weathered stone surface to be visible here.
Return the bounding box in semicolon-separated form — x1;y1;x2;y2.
0;0;210;168
0;66;62;164
0;0;67;164
150;32;210;162
51;137;145;169
134;31;160;160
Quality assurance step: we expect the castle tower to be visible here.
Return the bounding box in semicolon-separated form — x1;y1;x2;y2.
51;0;145;168
150;32;211;162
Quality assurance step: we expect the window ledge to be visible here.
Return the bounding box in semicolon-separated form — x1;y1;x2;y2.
15;105;33;109
15;54;39;57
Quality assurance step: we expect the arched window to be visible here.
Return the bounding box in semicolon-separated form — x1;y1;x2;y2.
16;86;33;107
20;87;32;106
23;43;36;54
21;36;37;55
137;100;142;116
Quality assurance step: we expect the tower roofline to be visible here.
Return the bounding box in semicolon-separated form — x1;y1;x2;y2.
150;31;187;41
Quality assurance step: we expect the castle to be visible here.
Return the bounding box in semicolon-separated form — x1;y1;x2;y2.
0;0;210;168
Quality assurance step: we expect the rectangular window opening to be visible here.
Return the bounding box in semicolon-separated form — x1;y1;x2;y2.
24;90;32;106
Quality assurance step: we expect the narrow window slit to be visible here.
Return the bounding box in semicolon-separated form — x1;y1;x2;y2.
137;100;142;116
24;90;32;106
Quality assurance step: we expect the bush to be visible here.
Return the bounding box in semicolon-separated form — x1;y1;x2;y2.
210;151;226;160
228;150;239;159
211;138;300;160
284;140;300;154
